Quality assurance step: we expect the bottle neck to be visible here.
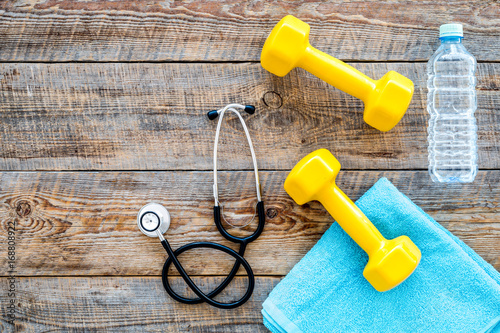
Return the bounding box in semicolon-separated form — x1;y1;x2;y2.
439;36;462;44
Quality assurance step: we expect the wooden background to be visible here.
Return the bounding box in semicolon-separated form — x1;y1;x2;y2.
0;1;499;332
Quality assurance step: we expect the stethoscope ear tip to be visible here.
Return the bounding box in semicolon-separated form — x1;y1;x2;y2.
244;105;255;115
207;110;219;120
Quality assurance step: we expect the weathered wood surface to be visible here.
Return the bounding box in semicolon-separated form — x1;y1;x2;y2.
1;170;498;277
0;1;499;62
1;1;499;331
0;62;499;171
0;276;276;332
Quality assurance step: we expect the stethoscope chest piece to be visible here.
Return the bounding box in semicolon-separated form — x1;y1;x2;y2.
137;203;170;237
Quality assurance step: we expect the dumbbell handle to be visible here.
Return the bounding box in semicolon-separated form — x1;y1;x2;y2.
319;185;385;255
299;46;376;102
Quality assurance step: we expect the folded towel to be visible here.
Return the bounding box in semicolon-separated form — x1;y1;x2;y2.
262;178;500;333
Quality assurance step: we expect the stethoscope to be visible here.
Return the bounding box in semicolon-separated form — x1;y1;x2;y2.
137;103;265;309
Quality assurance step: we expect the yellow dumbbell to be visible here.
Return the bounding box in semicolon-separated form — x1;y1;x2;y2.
284;149;421;291
261;15;414;132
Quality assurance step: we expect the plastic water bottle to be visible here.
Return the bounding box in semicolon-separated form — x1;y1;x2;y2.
427;23;477;183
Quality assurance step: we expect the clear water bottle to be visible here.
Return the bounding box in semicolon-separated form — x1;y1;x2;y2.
427;23;478;183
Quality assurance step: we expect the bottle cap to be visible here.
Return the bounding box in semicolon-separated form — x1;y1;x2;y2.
439;23;463;38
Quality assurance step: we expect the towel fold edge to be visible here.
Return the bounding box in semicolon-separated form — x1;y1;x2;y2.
481;315;500;333
262;298;303;333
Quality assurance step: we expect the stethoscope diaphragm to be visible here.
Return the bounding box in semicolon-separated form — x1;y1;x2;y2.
137;203;170;237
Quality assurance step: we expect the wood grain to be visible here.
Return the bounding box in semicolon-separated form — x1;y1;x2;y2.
0;170;498;277
0;62;499;171
1;2;499;331
0;276;276;332
0;1;499;62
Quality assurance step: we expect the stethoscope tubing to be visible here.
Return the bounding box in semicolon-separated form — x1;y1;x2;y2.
214;201;266;244
161;201;265;309
161;240;254;309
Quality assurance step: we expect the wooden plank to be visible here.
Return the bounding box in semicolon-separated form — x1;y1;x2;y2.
0;62;498;171
0;170;498;277
0;276;276;332
0;1;499;62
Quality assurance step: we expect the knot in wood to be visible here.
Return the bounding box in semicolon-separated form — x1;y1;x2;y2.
266;208;278;219
16;200;32;217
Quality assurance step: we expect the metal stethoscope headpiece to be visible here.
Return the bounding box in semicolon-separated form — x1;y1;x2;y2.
210;103;262;229
136;103;265;310
210;103;262;204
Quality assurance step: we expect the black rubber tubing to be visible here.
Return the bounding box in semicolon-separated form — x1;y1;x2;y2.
160;201;265;309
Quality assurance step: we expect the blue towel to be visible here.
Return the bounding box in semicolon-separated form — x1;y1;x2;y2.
262;178;500;333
